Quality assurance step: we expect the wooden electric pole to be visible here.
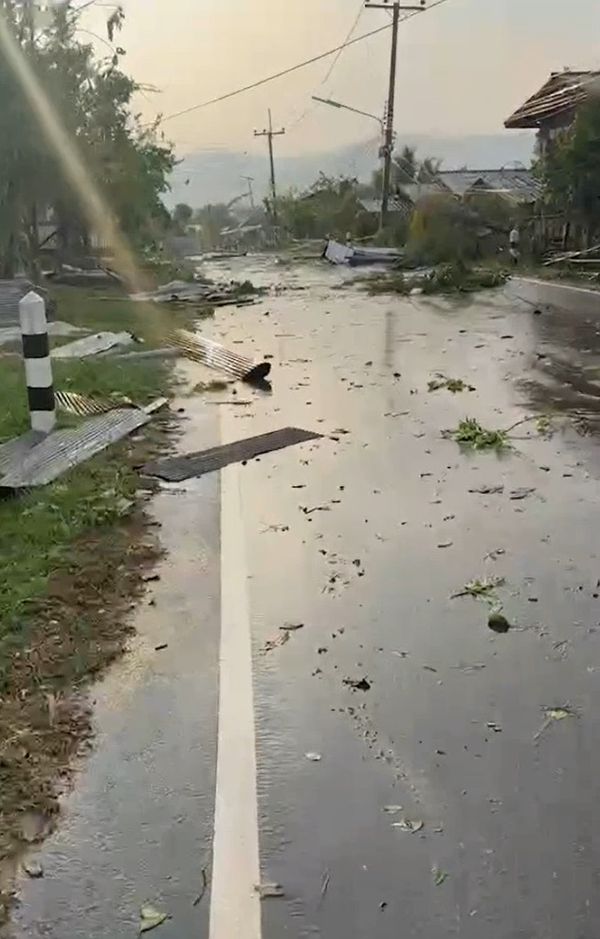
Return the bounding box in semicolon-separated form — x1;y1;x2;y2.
254;110;285;226
365;0;425;229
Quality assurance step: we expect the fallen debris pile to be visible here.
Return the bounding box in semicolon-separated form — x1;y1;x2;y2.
131;277;264;308
362;263;508;297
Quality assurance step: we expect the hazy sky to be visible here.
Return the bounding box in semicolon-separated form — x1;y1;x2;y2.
85;0;600;158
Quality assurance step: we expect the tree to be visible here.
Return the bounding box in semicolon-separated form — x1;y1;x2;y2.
278;173;367;240
173;203;193;230
193;203;235;248
395;145;418;183
417;156;442;182
0;0;175;274
370;148;442;197
539;100;600;247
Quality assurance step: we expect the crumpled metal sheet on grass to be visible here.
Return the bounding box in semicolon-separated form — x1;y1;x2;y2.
51;331;138;359
55;389;135;417
0;408;150;489
166;329;271;383
143;426;321;482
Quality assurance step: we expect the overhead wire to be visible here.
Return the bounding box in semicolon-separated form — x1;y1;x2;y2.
286;0;365;133
156;21;394;126
153;0;453;132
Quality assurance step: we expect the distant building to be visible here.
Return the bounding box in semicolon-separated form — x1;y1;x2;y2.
393;169;539;213
505;70;600;154
436;169;540;206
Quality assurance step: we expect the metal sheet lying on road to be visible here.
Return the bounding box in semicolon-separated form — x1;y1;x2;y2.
143;427;321;482
166;329;271;384
0;408;150;489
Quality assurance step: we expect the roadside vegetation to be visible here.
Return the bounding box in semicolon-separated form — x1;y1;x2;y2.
0;0;203;909
0;281;195;913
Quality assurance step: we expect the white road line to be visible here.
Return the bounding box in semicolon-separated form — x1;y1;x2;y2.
209;456;261;939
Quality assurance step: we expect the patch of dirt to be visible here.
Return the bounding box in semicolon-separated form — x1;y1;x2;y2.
0;427;172;925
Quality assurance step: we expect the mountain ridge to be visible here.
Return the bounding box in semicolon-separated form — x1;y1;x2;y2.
167;132;536;208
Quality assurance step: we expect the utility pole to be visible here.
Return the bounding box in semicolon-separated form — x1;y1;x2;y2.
241;175;255;209
254;110;285;227
365;0;425;229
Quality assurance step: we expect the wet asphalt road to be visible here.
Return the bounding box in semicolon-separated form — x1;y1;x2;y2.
9;258;600;938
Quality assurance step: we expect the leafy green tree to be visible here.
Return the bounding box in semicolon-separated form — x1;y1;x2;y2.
0;0;175;274
173;203;193;231
538;100;600;246
193;203;235;248
417;156;442;182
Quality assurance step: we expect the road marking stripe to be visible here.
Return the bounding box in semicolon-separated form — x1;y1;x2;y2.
209;456;261;939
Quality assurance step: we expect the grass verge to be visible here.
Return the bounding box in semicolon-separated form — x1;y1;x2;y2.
0;284;191;919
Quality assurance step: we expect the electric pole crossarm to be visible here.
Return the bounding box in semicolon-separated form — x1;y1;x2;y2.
365;3;424;8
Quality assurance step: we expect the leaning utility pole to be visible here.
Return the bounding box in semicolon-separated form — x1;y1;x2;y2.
254;110;285;227
365;0;425;229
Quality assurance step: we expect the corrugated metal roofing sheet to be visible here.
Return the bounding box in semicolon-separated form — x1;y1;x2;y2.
400;182;450;203
505;70;600;129
51;331;137;359
166;330;271;384
0;408;149;489
0;279;33;326
143;427;322;482
437;169;541;202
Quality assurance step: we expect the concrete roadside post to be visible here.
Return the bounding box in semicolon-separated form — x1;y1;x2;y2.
19;290;56;434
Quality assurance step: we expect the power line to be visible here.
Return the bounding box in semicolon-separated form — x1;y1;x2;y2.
157;22;394;126
155;0;453;130
321;1;364;89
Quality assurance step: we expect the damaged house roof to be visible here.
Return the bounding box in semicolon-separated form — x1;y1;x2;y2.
505;70;600;129
437;169;541;204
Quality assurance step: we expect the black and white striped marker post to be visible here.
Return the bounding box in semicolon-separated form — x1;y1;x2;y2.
19;290;56;435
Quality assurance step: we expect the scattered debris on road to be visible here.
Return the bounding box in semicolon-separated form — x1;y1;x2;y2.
451;577;505;602
428;375;476;393
192;867;209;907
534;705;577;743
469;484;504;495
22;859;44;879
318;870;331;908
343;677;371;692
432;868;449;886
509;487;536;500
446;418;509;451
382;805;404;815
255;882;285;899
139;904;168;933
391;818;424;833
488;612;511;633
